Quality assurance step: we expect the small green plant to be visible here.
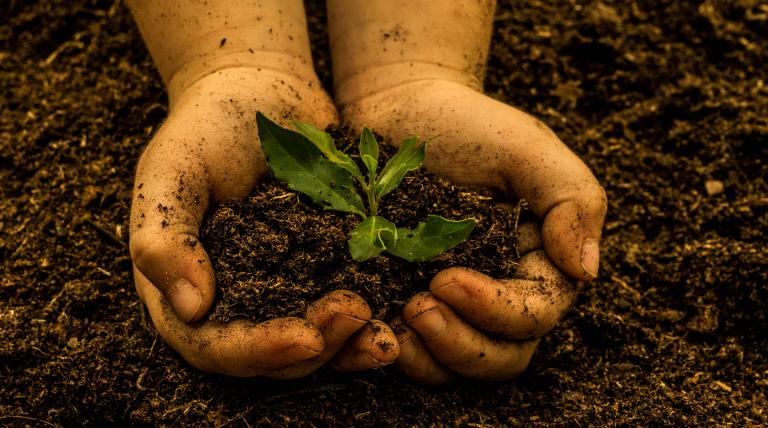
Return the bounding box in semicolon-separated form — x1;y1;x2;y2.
256;112;475;262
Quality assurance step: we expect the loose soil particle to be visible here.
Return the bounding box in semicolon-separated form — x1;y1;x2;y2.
202;131;521;323
1;0;766;426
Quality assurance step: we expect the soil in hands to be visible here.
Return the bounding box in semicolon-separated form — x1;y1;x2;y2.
202;128;522;323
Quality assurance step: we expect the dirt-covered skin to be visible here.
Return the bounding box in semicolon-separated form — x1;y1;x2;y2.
202;136;521;323
328;1;605;383
1;0;766;426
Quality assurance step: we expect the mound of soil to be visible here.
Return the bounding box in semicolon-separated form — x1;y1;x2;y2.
1;0;766;426
202;131;521;323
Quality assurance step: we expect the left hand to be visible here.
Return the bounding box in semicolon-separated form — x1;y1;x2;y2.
358;83;608;383
394;223;577;383
335;77;607;382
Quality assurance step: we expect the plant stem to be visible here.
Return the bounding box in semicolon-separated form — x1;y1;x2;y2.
367;186;378;216
352;175;376;217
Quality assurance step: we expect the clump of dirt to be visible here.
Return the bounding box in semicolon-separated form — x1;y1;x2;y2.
202;129;522;323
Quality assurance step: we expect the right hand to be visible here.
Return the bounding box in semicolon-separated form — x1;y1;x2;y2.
130;68;398;378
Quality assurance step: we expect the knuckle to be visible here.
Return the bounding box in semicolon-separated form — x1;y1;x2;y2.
430;267;482;294
403;292;439;319
130;224;200;268
308;289;371;322
129;230;168;271
128;231;153;268
576;180;607;217
327;289;369;312
430;268;459;288
592;184;608;215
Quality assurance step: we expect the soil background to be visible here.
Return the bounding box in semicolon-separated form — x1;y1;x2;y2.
1;0;767;426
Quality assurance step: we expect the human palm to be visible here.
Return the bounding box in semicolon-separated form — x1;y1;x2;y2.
130;68;398;377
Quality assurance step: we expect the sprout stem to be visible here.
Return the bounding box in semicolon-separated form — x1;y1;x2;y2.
367;186;378;216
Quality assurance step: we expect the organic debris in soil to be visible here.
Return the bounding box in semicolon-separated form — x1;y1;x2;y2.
202;128;522;322
3;0;767;425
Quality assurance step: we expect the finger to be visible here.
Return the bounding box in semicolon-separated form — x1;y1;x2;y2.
496;114;607;282
393;320;455;385
403;293;539;380
516;222;543;254
129;120;219;322
431;251;577;341
331;320;400;371
129;93;267;323
306;290;372;358
130;152;214;322
540;182;607;281
492;205;542;255
271;290;371;377
265;291;372;379
134;266;324;378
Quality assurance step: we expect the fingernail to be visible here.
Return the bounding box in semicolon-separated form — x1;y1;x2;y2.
285;344;321;360
580;238;600;280
432;280;469;304
330;313;367;338
169;279;202;323
408;307;446;340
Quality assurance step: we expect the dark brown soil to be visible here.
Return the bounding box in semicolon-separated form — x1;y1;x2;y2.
202;134;521;323
1;0;767;426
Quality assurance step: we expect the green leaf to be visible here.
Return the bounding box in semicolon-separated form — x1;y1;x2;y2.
348;216;398;261
257;112;365;216
292;119;364;181
386;215;475;262
359;127;379;183
375;137;427;198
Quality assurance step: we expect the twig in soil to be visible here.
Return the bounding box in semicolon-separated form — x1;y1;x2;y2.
144;333;159;361
511;200;523;260
143;102;166;119
135;368;148;391
96;266;113;277
43;35;86;66
0;416;57;427
271;192;297;200
31;346;53;357
84;219;127;248
611;275;642;300
43;283;68;314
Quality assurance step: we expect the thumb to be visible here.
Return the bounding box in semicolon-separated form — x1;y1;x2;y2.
540;181;607;281
129;138;215;323
495;113;607;282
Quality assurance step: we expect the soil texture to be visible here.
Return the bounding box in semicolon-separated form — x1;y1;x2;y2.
1;0;767;426
202;134;521;323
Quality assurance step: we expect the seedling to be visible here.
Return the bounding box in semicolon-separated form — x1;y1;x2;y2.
256;112;475;262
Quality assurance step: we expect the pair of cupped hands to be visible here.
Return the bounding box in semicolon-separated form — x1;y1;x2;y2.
129;68;607;384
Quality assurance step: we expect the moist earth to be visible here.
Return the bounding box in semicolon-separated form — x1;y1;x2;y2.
202;133;521;324
1;0;767;426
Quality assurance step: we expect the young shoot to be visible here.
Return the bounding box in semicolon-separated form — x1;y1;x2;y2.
256;112;475;262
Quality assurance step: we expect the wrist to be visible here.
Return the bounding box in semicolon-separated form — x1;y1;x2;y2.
334;61;481;109
167;52;320;109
